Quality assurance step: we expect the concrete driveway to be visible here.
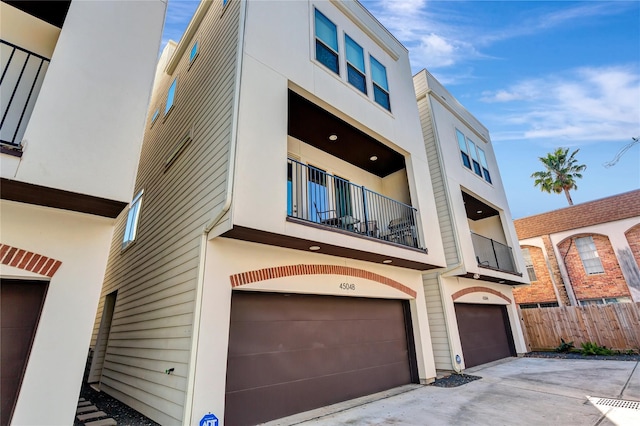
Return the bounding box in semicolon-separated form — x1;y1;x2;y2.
270;357;640;426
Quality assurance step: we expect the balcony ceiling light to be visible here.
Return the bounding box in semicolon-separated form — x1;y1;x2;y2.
382;259;393;264
328;134;338;141
370;155;378;161
476;210;483;214
309;245;321;251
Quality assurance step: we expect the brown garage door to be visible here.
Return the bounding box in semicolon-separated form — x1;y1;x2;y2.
1;279;48;426
225;292;416;425
454;303;515;368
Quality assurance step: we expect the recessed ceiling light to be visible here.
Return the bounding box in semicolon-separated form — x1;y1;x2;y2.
382;259;393;264
329;134;338;141
499;280;505;284
476;210;483;214
370;155;378;161
309;245;321;251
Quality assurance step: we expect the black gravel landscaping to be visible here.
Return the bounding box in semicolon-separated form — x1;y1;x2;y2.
430;373;482;387
74;382;159;426
524;351;640;361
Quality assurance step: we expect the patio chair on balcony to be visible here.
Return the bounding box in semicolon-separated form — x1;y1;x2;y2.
314;202;337;225
382;217;417;247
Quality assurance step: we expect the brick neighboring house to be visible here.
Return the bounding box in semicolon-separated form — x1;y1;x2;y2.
513;189;640;307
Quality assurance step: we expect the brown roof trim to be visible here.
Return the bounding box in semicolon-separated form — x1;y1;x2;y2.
1;178;127;218
515;189;640;239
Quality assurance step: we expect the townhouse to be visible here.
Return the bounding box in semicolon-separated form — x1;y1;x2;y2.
513;190;640;308
88;1;448;425
413;70;529;371
0;0;166;424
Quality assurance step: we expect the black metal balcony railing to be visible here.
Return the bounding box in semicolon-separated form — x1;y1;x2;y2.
287;159;423;250
471;232;517;274
1;40;51;147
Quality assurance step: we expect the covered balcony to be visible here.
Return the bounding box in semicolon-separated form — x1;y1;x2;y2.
287;159;423;250
463;191;519;275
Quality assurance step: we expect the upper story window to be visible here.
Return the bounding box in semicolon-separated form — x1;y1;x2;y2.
522;248;537;281
122;190;143;249
456;128;492;184
575;236;604;274
314;9;339;74
370;56;390;111
345;34;366;94
189;41;199;63
150;108;160;126
165;78;177;115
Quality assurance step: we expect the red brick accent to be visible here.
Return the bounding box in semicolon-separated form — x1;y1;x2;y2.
451;286;512;303
0;243;62;278
515;190;640;240
513;245;559;305
229;264;417;298
626;224;640;274
558;234;630;301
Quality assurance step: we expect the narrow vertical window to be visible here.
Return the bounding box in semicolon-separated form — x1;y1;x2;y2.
345;35;366;94
189;41;199;63
575;236;604;274
467;139;482;176
477;147;492;183
165;78;177;115
122;190;143;249
314;9;339;74
456;129;471;169
150;108;159;126
370;56;390;110
522;248;537;281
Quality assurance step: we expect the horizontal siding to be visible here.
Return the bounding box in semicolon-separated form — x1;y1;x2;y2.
423;274;453;370
417;94;459;266
89;1;242;424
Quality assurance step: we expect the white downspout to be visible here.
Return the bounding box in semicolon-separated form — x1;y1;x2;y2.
182;0;248;424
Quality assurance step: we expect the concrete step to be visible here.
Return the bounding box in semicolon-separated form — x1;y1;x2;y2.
84;419;117;426
78;401;93;407
77;405;98;414
77;411;107;422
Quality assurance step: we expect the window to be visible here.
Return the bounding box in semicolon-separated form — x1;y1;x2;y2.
520;302;559;309
455;128;492;184
122;190;143;249
522;248;537;281
165;78;177;115
370;56;390;110
314;9;339;74
150;108;159;126
467;138;482;176
477;147;492;183
575;236;604;274
189;41;199;63
345;35;366;94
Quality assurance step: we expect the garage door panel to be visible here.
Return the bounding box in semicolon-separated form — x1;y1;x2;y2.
227;318;407;356
229;293;405;322
455;303;514;368
226;361;410;425
225;292;413;425
226;339;409;392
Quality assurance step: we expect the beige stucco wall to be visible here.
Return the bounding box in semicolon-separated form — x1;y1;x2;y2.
7;0;166;202
188;237;436;423
0;200;115;425
230;0;446;267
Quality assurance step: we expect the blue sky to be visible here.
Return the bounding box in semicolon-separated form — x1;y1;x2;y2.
161;0;640;219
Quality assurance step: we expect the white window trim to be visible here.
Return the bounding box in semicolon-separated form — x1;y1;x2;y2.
455;126;493;185
122;190;144;250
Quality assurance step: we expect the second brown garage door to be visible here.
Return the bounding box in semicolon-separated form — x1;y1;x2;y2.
225;292;417;425
455;303;515;368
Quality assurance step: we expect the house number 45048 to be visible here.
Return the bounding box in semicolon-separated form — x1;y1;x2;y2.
339;283;356;290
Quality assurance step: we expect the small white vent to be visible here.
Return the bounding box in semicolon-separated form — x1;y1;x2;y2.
594;398;640;410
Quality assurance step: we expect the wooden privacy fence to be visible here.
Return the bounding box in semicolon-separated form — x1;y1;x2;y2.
518;303;640;351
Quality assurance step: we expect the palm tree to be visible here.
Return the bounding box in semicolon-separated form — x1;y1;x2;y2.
531;147;586;205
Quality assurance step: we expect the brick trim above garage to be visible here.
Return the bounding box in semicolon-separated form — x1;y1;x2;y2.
0;244;62;277
452;286;511;303
229;264;417;298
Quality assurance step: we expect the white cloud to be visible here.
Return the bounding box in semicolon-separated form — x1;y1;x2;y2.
483;66;640;143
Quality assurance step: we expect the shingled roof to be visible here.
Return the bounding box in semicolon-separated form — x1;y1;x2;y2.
515;189;640;240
